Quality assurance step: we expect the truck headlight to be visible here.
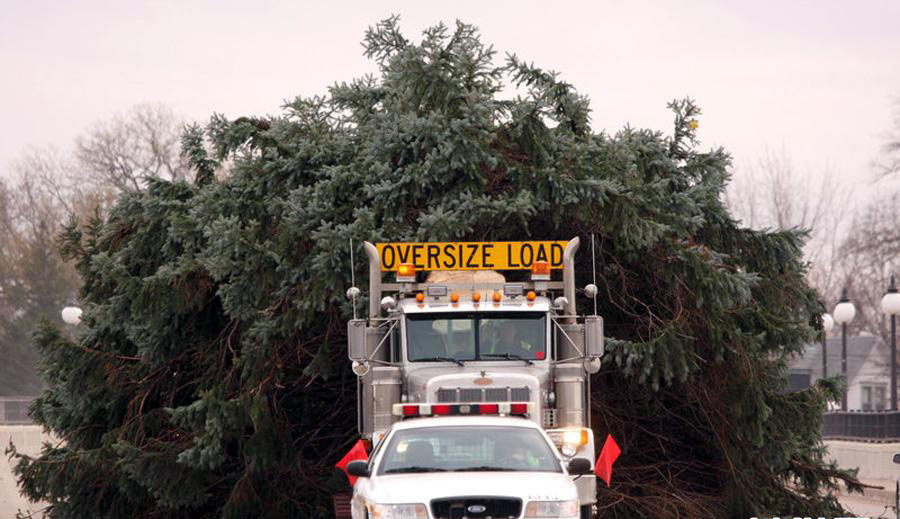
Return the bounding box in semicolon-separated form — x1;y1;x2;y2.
366;502;428;519
525;499;579;518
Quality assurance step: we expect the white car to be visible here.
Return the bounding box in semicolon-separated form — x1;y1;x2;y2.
348;416;592;519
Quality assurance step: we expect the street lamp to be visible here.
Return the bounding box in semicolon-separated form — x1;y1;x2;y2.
822;313;834;379
61;306;82;325
881;275;900;411
833;289;856;411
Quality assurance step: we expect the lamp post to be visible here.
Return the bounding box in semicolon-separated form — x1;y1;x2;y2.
833;289;856;411
881;275;900;411
61;305;82;325
822;313;834;379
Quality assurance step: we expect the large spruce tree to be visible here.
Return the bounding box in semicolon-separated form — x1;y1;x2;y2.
11;18;858;519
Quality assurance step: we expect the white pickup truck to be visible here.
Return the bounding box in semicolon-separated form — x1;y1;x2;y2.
347;416;591;519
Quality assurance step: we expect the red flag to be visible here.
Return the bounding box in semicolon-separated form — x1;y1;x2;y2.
335;439;369;486
594;434;621;487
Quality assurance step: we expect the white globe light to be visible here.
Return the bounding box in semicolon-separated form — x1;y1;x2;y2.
882;291;900;316
380;296;397;311
833;301;856;324
821;313;834;333
61;306;82;325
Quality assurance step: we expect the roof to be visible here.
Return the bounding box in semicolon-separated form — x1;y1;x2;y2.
390;415;541;430
790;335;879;381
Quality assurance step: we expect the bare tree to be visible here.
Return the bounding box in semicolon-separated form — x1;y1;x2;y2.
0;103;192;395
76;103;191;192
874;97;900;178
837;192;900;338
725;148;852;301
0;172;80;395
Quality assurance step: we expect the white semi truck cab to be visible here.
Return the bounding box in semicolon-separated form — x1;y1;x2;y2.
346;239;605;514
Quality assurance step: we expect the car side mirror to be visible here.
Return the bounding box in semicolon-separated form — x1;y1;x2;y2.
567;457;592;475
893;453;900;464
347;460;370;478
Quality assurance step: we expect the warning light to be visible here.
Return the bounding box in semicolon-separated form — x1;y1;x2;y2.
479;404;499;414
432;405;451;415
415;292;425;303
526;291;537;301
531;261;551;281
472;292;481;303
397;263;416;282
536;351;545;360
492;292;502;302
450;293;459;303
510;403;528;415
402;405;419;416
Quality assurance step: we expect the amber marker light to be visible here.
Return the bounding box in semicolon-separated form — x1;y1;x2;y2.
526;291;537;301
450;293;459;303
415;292;425;303
492;292;502;302
396;263;416;282
531;260;551;281
472;292;481;303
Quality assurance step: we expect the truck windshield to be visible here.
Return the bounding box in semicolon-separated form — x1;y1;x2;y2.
406;313;546;362
378;426;561;474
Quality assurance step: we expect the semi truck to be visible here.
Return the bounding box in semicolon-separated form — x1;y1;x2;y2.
344;238;605;518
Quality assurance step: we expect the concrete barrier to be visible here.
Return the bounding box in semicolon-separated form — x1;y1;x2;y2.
1;425;52;517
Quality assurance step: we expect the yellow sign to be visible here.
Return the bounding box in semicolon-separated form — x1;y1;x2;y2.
376;241;568;271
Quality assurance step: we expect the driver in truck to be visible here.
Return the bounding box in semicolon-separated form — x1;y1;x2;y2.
488;323;536;357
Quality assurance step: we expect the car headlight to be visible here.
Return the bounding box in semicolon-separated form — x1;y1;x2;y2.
366;502;428;519
525;499;579;518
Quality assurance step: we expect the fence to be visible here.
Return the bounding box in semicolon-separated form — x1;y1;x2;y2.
0;397;34;425
823;410;900;441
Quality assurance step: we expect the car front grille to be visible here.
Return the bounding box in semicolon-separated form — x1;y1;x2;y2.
431;497;522;519
436;387;530;403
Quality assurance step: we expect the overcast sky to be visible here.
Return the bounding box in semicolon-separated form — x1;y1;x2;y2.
2;0;898;190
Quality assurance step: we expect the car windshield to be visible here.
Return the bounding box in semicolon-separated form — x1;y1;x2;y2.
378;426;561;474
406;313;546;362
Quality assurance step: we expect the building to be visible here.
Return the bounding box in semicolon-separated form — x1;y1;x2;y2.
789;335;892;411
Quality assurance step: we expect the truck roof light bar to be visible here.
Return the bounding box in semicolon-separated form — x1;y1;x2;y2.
392;403;532;417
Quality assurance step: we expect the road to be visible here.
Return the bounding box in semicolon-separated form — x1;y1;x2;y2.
838;479;897;519
1;426;50;518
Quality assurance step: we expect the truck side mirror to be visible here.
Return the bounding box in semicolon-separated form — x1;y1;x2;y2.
347;460;371;478
348;319;367;361
584;316;604;358
567;457;592;475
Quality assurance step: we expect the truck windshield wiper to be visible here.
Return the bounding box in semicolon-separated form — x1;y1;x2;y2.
482;353;534;366
418;356;465;366
453;466;509;472
384;466;447;474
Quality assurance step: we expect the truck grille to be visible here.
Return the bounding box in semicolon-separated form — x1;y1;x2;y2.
437;387;530;403
431;497;521;519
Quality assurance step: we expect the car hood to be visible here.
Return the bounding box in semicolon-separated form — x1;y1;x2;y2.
364;471;577;504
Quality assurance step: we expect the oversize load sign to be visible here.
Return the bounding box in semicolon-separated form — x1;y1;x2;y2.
376;241;568;271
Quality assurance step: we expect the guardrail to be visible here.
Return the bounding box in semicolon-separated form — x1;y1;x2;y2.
823;410;900;441
0;397;35;425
